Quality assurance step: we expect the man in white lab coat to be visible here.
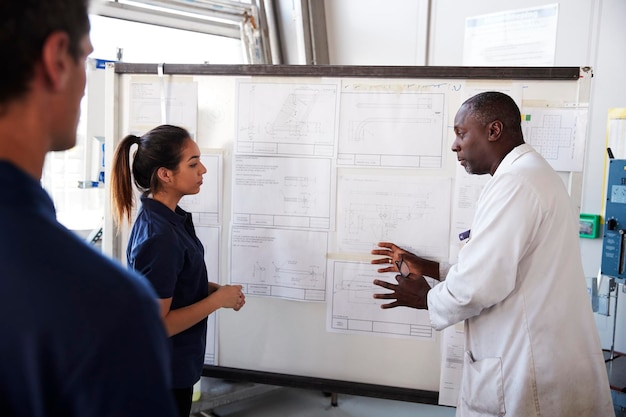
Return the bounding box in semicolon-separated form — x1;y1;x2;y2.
372;91;614;416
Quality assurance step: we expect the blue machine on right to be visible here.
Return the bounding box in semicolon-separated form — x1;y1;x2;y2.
601;158;626;280
600;155;626;417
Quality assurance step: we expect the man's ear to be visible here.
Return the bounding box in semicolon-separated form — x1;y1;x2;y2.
40;31;71;91
487;120;503;142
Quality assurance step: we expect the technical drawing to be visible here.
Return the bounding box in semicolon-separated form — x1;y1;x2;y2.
252;261;267;282
345;202;422;242
348;118;436;144
232;155;333;229
230;226;329;301
520;106;586;172
264;93;323;138
337;276;380;305
527;114;573;160
272;261;325;289
282;175;319;214
327;260;434;339
336;174;451;257
338;92;445;167
236;81;339;156
282;190;316;214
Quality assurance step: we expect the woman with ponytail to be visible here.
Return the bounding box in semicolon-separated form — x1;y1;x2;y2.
110;124;245;417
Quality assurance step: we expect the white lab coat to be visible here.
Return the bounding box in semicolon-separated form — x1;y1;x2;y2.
428;144;614;417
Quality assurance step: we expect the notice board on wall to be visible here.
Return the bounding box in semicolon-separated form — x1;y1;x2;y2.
103;64;591;402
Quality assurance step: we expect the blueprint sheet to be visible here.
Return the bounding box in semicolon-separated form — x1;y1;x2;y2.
337;91;446;168
232;154;335;230
335;172;452;259
522;106;587;172
235;80;339;157
230;225;328;302
196;225;220;365
327;260;434;340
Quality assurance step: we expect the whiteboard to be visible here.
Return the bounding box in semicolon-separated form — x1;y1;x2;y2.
103;64;591;401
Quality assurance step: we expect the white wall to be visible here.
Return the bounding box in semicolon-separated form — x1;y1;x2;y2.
324;0;429;65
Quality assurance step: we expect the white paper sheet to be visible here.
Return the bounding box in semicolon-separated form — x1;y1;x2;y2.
196;225;220;365
335;172;451;260
449;164;490;264
235;80;340;157
607;111;626;159
232;155;335;230
128;76;198;137
463;4;558;66
327;260;434;340
438;322;465;406
522;106;588;172
230;226;328;301
337;89;446;168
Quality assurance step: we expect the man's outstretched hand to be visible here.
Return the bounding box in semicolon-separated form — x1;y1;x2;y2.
373;273;430;310
371;241;441;280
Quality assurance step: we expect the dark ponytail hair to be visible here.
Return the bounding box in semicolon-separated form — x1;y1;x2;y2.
110;124;191;228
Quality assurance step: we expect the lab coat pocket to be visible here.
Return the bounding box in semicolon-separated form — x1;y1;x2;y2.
461;351;505;416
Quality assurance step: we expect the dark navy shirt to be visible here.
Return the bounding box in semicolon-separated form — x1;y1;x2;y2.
127;197;211;388
0;161;177;416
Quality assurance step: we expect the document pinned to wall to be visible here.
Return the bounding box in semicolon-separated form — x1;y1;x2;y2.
438;322;465;406
196;225;220;365
229;225;328;302
449;164;489;264
235;80;340;157
326;260;434;340
602;108;626;214
521;106;588;172
205;312;217;365
231;155;335;230
463;4;558;66
128;76;198;138
337;86;446;168
335;172;451;260
606;108;626;159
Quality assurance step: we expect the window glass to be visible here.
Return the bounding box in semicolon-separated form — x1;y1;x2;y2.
41;14;244;236
89;14;244;63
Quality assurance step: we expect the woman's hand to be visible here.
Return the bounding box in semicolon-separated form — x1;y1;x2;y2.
215;284;246;310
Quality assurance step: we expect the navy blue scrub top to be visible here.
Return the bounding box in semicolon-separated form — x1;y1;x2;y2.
0;161;177;415
127;197;213;388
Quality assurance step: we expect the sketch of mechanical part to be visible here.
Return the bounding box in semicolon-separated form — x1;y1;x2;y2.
264;91;323;138
345;202;422;241
336;275;380;305
282;191;317;214
272;261;324;288
252;261;267;282
348;117;435;146
241;84;335;145
338;93;445;154
373;204;419;241
282;175;319;214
